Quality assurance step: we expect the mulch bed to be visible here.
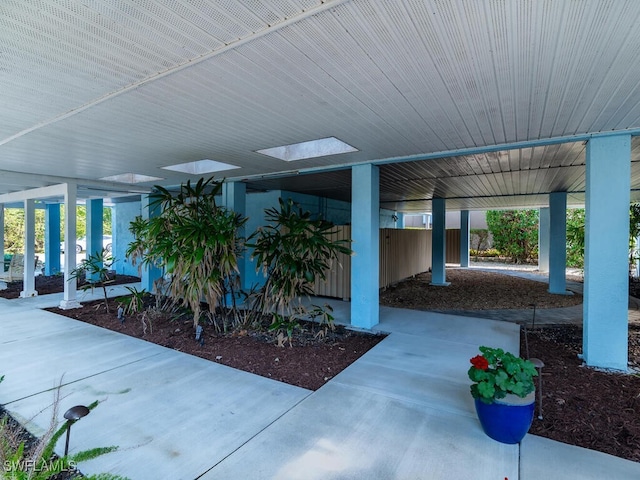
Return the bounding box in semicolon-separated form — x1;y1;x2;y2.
45;298;385;392
379;269;583;310
0;274;142;300
522;324;640;462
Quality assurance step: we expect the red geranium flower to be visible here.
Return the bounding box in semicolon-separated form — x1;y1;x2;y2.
470;355;489;370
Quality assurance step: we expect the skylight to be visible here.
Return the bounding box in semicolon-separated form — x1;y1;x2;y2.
100;173;164;184
256;137;358;161
162;159;239;174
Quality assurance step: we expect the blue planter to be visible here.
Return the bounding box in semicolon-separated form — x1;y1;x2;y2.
474;393;535;444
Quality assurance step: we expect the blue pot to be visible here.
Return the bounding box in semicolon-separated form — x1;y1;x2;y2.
474;393;535;444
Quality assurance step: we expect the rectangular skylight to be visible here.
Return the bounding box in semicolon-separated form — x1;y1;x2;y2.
100;173;164;184
162;159;239;174
256;137;358;161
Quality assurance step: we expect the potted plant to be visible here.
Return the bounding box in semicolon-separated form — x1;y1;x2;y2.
468;346;538;444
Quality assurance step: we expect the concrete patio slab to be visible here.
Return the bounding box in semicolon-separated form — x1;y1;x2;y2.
0;305;310;479
1;290;639;479
205;382;518;480
521;434;640;479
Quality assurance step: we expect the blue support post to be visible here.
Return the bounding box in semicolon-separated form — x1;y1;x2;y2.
460;210;470;268
538;207;550;273
141;195;163;293
221;181;247;295
584;134;631;370
86;199;103;257
549;192;569;294
45;203;61;275
431;198;450;286
351;164;380;329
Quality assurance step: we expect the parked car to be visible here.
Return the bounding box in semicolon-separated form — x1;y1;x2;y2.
60;235;112;254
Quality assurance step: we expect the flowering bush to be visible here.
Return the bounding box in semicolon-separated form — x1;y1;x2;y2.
468;346;538;404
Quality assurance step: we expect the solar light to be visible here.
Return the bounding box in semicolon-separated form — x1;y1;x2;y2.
529;358;545;420
117;306;125;323
63;405;90;456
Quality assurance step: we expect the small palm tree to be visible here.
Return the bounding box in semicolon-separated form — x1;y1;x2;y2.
69;248;114;313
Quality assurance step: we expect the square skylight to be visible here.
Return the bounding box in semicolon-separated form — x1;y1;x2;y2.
162;159;239;174
100;173;164;184
256;137;358;161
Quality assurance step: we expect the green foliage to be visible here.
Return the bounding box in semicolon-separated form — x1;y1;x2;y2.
0;379;126;480
468;346;538;404
69;248;114;313
486;210;539;263
469;228;490;253
126;177;247;329
117;286;149;316
469;248;500;258
566;208;585;269
247;198;351;331
2;205;111;254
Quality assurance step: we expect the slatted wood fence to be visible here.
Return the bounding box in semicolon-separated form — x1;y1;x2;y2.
314;227;461;300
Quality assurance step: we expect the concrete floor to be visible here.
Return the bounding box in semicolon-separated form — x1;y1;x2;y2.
1;283;639;479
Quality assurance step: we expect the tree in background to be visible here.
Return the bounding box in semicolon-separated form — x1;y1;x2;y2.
566;208;585;269
486;209;539;263
3;205;111;254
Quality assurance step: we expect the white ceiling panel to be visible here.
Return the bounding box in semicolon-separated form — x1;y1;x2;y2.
3;0;640;210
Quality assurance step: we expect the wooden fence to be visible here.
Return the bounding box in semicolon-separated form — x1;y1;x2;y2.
314;227;461;300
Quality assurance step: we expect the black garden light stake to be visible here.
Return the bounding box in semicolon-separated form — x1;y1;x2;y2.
63;405;90;456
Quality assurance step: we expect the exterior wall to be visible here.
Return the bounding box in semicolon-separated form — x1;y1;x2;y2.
112;200;142;277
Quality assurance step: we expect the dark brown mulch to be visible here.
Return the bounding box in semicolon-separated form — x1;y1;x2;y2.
45;299;385;391
0;274;141;300
522;324;640;462
380;269;583;310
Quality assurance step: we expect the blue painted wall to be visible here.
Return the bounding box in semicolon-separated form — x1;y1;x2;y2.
112;200;141;277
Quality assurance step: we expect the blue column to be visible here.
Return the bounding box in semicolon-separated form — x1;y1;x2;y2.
351;164;379;329
431;198;450;286
460;210;470;268
141;194;162;293
538;207;550;273
44;203;61;275
549;192;569;294
222;182;247;290
86;199;104;257
20;199;37;297
584;134;631;370
395;212;404;229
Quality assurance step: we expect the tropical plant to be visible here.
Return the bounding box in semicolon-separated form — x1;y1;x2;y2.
116;286;148;316
69;248;115;313
566;208;585;269
246;198;351;332
486;210;539;263
468;346;538;404
0;376;127;480
126;177;247;329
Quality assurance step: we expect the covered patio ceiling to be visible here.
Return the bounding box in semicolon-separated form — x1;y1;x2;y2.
3;0;640;211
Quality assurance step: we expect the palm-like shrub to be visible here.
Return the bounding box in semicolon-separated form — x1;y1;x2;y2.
127;177;247;328
247;198;351;330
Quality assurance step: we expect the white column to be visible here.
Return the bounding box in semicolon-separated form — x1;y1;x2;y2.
0;204;5;290
60;183;81;309
351;164;380;329
584;134;631;370
20;199;37;297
